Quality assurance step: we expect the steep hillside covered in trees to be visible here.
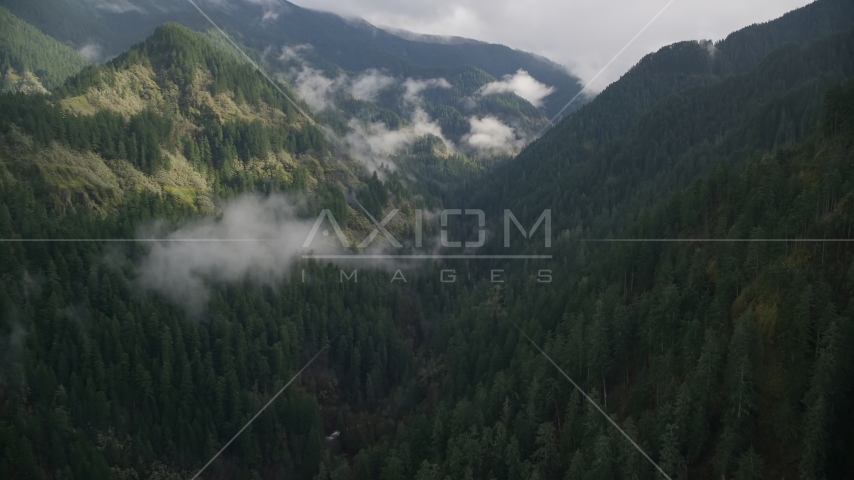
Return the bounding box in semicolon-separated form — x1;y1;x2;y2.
0;24;448;479
0;6;88;92
462;20;854;241
0;0;568;138
0;23;335;212
329;79;854;480
2;2;854;480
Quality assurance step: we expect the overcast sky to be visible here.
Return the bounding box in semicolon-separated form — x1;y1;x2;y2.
291;0;814;91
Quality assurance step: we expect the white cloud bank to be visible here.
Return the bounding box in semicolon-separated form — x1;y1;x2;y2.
463;116;522;154
292;66;346;111
78;44;104;62
279;58;457;166
340;104;455;172
88;0;143;14
402;77;452;104
478;69;554;108
279;44;313;63
136;195;317;310
276;43;523;163
346;120;413;155
350;69;397;102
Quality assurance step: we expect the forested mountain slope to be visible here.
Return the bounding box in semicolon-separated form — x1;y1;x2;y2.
2;2;854;480
338;79;854;480
0;6;88;93
0;19;446;244
718;0;854;72
305;5;854;480
0;23;451;480
4;0;854;158
0;186;457;479
457;0;854;190
219;4;582;121
463;9;854;243
0;23;334;213
0;0;575;141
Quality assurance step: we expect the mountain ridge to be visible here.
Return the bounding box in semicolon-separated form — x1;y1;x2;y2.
0;0;584;119
0;23;336;214
1;2;854;480
0;6;89;92
461;0;854;229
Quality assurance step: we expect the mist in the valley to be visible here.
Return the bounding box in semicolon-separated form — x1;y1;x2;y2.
278;44;543;163
350;69;397;102
463;116;525;153
477;69;555;108
77;43;105;62
133;37;556;310
135;195;321;311
134;193;426;311
84;0;143;15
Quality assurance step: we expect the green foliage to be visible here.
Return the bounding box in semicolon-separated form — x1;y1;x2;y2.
471;27;854;247
362;79;854;479
317;182;350;228
318;16;854;475
0;178;458;478
357;172;390;218
1;23;327;180
0;94;173;174
3;3;854;480
0;6;88;91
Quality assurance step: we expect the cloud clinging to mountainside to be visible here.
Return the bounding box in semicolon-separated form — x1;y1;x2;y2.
77;43;105;62
350;69;397;102
87;0;143;14
136;195;315;311
463;116;521;154
274;50;458;166
478;70;555;108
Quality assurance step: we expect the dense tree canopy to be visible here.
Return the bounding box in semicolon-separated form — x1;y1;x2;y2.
1;2;854;480
0;6;88;91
